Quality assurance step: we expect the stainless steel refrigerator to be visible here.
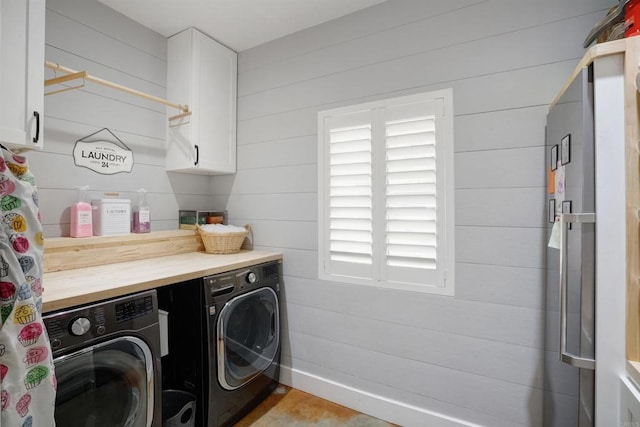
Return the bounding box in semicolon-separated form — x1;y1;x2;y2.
545;65;595;426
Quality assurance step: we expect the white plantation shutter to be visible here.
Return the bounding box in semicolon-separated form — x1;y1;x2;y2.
383;102;439;285
323;111;374;279
318;90;454;295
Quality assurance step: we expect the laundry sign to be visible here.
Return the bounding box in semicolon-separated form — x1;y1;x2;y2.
73;128;134;175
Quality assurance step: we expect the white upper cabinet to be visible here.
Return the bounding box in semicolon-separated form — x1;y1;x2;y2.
166;28;237;174
0;0;45;151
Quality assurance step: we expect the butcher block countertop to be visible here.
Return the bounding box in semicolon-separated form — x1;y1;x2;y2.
41;230;282;313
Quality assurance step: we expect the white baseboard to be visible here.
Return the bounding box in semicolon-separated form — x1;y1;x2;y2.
279;365;480;427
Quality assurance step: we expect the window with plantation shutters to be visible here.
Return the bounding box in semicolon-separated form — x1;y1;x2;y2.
318;90;454;295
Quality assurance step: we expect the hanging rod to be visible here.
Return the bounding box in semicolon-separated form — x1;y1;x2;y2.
44;61;191;120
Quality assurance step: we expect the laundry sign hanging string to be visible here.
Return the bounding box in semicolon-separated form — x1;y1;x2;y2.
73;128;134;175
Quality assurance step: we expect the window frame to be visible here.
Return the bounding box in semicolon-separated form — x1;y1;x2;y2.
317;89;455;295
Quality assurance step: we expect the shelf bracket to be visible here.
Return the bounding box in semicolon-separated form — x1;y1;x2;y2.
45;70;87;96
168;111;193;128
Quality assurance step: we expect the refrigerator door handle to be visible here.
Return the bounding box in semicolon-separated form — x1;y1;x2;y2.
559;212;596;370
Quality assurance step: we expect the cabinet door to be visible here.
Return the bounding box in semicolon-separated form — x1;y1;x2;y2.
166;28;237;174
166;29;196;172
192;30;237;174
0;0;45;150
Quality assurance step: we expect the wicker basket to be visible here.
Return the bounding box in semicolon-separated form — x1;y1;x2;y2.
197;224;250;254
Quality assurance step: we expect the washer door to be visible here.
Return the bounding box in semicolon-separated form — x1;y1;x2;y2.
53;336;154;427
217;287;279;390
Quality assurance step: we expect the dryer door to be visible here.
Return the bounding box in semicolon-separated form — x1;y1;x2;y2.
217;287;279;390
53;336;155;427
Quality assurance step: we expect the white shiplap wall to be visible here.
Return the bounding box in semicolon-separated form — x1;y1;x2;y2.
31;0;213;237
221;0;611;425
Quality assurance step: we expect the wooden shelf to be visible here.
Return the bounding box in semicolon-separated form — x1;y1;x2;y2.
43;229;203;273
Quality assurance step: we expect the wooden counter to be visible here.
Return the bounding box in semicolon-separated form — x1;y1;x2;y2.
41;230;282;313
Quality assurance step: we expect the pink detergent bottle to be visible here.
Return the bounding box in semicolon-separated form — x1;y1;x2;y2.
70;185;93;237
132;188;151;233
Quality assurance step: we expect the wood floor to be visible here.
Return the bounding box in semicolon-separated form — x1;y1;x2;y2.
236;385;396;426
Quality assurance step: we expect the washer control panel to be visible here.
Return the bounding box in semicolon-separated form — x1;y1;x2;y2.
43;290;158;355
70;317;91;336
115;295;153;322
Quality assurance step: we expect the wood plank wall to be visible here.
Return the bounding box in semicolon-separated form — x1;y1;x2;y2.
221;0;613;425
31;0;214;238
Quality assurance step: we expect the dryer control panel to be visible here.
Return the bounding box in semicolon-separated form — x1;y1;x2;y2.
205;274;236;298
203;261;281;305
43;290;158;356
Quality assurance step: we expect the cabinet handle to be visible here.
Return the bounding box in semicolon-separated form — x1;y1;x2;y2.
194;144;199;166
33;111;40;143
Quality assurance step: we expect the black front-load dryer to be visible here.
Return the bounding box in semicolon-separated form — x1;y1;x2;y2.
204;261;281;426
